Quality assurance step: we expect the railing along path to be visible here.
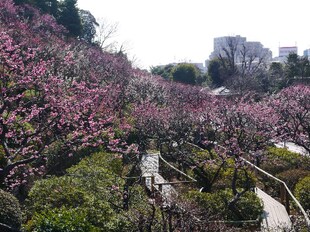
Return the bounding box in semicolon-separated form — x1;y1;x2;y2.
140;143;310;231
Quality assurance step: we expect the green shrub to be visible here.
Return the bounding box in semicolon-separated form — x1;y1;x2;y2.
25;151;160;231
67;151;123;177
220;167;257;190
0;189;22;229
171;63;200;85
188;150;228;191
187;190;227;219
276;169;310;190
45;142;99;176
26;153;124;230
26;177;156;231
26;176;91;214
233;190;263;221
187;189;263;221
26;207;99;232
0;145;7;169
295;176;310;210
261;147;307;175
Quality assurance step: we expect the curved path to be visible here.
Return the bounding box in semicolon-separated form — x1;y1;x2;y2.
256;188;292;231
140;151;294;230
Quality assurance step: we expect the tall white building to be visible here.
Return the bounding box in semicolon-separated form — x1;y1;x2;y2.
209;35;272;64
240;41;273;63
209;35;246;63
273;46;298;62
279;46;298;58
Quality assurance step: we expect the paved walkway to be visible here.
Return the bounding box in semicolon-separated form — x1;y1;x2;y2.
275;141;309;156
141;152;294;231
140;152;159;176
256;188;292;231
140;152;177;205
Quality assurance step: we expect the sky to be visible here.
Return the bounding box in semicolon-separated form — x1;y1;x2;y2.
77;0;310;70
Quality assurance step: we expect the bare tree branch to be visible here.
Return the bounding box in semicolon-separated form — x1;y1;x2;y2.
95;18;119;51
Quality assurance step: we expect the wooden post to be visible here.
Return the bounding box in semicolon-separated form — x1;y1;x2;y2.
285;189;290;215
280;183;290;214
142;176;146;186
151;175;155;192
280;183;285;205
123;186;129;210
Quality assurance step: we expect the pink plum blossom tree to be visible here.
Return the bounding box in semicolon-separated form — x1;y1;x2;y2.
0;0;135;190
269;85;310;153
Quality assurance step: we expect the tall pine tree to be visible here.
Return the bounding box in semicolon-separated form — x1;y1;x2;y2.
57;0;82;37
32;0;58;16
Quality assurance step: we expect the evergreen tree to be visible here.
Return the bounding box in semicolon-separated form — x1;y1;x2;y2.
151;64;174;80
79;10;98;43
13;0;29;5
57;0;82;37
171;63;199;85
31;0;58;16
208;58;230;87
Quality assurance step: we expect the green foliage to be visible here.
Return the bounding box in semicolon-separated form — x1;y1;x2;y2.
190;152;256;193
208;58;227;87
14;0;58;19
171;63;199;85
276;169;309;190
26;152;124;217
187;189;263;221
259;147;310;196
150;64;174;80
30;0;58;15
285;53;310;79
265;62;285;92
0;189;22;229
196;72;208;86
57;0;82;37
26;155;121;230
26;207;98;232
182;149;224;192
66;151;124;181
261;147;308;175
187;190;226;219
25;152;159;231
0;145;7;168
13;0;29;4
269;62;284;79
295;176;310;210
278;53;310;89
45;143;100;176
232;190;263;221
26;176;91;213
14;0;89;39
220;167;257;190
79;10;98;43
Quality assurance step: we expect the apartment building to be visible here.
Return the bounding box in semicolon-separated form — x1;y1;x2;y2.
209;35;272;64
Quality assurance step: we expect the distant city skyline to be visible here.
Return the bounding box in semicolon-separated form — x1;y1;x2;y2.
78;0;310;69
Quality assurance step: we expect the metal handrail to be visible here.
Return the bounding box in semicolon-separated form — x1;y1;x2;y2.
154;180;196;185
241;157;310;229
185;142;310;229
207;218;260;225
158;153;197;182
